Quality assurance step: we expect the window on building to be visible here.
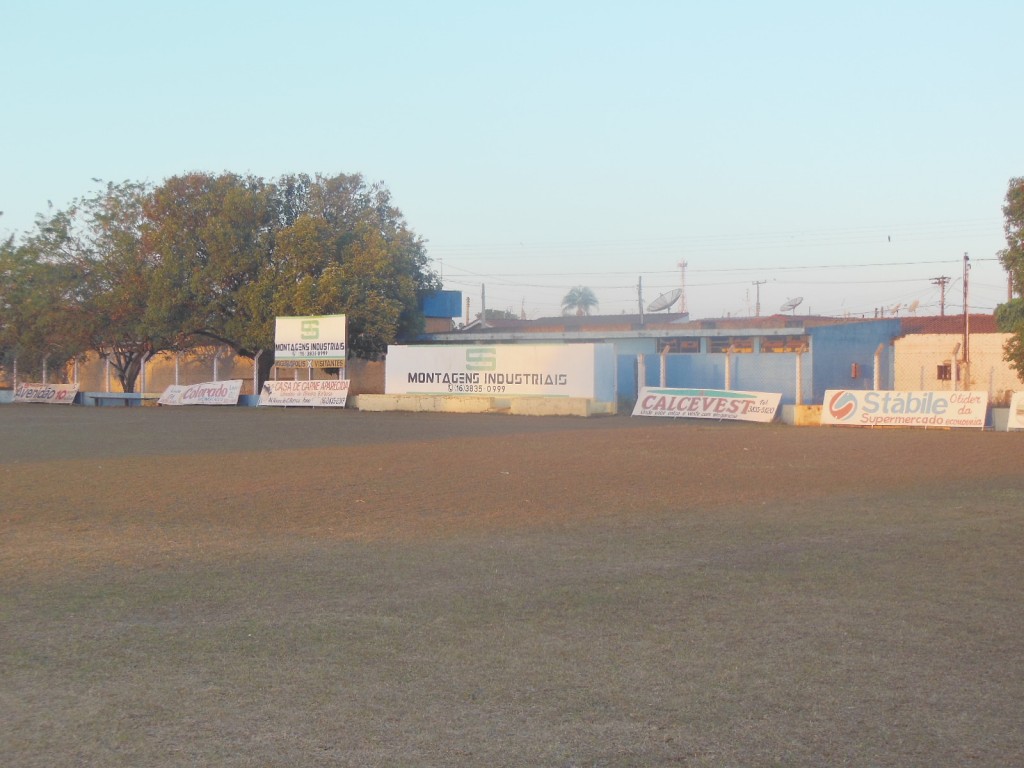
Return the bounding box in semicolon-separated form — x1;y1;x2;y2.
759;335;810;353
936;363;952;381
709;336;754;353
657;338;701;354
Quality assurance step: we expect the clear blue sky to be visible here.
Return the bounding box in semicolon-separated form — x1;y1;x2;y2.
2;1;1021;320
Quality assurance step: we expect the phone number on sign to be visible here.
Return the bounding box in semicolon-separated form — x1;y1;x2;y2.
447;384;507;393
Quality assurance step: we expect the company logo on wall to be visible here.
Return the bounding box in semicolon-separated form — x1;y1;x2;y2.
828;390;858;420
465;347;496;371
301;319;320;340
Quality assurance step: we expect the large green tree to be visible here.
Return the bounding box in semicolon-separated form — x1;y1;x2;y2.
144;172;276;380
997;177;1024;382
2;209;92;381
144;172;438;385
13;182;170;392
77;180;171;391
2;172;437;389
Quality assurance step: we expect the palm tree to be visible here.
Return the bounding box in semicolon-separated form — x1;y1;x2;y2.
561;285;599;316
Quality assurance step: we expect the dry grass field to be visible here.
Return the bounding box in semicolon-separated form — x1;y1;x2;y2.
2;405;1023;767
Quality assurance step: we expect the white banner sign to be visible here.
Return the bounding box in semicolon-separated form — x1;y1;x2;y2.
159;380;242;406
386;344;611;399
821;390;988;429
1008;392;1024;431
632;387;782;422
274;315;346;369
258;379;349;407
14;382;79;404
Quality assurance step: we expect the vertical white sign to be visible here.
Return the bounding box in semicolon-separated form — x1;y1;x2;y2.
1008;392;1024;431
274;315;347;369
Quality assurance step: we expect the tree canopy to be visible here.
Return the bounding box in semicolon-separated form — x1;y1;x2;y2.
1;173;439;390
999;177;1024;295
561;285;599;316
997;177;1024;383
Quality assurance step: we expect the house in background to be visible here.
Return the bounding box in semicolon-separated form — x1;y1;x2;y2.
893;314;1019;405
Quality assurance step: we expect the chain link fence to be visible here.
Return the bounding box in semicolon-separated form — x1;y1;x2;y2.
892;332;1017;407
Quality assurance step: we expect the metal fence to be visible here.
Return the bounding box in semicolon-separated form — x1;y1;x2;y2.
892;333;1017;407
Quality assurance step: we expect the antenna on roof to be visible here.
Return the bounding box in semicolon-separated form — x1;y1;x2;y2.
779;296;803;315
908;299;920;315
647;287;682;313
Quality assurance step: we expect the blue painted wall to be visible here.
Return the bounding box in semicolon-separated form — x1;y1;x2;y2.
616;319;902;407
808;320;900;401
618;351;807;405
421;290;463;318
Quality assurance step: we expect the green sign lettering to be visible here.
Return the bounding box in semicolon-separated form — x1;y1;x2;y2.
301;319;320;340
466;347;496;371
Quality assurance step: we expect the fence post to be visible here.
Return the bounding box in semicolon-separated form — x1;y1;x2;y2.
795;351;803;406
42;356;48;385
725;346;734;390
873;344;884;390
174;352;180;385
253;350;262;396
12;356;17;391
139;352;151;393
659;346;668;387
636;353;646;394
951;342;961;392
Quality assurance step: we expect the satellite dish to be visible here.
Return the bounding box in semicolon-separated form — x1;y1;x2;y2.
890;303;902;316
647;287;682;312
908;299;920;315
779;296;803;314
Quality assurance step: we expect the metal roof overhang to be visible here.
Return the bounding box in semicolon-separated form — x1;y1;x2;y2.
419;327;809;343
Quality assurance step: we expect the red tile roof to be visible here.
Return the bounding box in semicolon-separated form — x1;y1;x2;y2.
899;314;999;335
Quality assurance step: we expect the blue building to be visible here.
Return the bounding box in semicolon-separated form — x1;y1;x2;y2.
421;313;902;408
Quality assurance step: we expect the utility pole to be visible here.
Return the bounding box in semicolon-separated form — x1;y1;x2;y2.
637;276;645;327
963;253;970;385
931;275;951;316
752;280;767;317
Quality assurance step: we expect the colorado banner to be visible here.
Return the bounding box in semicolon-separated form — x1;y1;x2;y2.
632;387;781;422
258;379;349;407
158;380;243;406
821;390;988;429
14;382;79;404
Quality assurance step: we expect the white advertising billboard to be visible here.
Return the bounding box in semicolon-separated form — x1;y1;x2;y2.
385;344;614;399
14;382;79;404
274;315;346;369
158;380;243;406
632;387;781;422
821;390;988;429
1008;392;1024;431
258;379;349;407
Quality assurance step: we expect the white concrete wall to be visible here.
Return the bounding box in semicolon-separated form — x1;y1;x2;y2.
893;333;1021;405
